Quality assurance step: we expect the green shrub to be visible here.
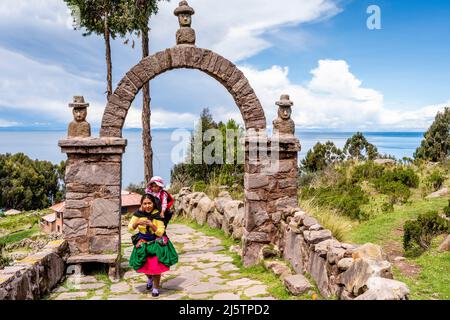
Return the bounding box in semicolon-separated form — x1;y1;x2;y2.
192;181;207;192
377;181;412;204
300;141;344;173
0;242;11;269
301;183;369;220
351;161;385;183
170;109;244;188
403;211;449;256
388;167;420;188
444;200;450;218
381;202;394;213
373;167;419;203
426;170;446;191
298;172;316;188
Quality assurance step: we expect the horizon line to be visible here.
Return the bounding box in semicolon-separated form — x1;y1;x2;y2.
0;127;426;134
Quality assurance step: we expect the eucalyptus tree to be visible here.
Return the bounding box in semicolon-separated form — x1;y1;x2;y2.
123;0;166;183
64;0;130;98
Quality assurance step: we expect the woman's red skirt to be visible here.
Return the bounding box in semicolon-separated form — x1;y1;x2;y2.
136;255;170;275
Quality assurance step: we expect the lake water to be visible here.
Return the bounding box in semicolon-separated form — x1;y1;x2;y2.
0;129;424;187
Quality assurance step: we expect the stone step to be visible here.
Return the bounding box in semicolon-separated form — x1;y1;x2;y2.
67;253;119;264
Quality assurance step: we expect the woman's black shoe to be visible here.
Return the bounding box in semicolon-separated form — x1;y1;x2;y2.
147;282;153;290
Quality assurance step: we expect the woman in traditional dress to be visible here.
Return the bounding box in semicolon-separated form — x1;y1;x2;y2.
128;194;178;297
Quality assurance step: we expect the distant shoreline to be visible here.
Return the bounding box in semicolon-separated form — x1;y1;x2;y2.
0;127;425;136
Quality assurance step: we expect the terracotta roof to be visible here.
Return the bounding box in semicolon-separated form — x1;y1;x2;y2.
42;213;56;223
50;202;65;213
48;192;141;212
121;192;142;207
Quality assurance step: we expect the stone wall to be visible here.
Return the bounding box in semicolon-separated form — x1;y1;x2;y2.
175;188;245;241
0;240;68;300
173;190;410;300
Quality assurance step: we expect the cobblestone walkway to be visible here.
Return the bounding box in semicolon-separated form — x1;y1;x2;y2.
47;224;276;300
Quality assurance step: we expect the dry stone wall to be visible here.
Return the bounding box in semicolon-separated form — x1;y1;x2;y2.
0;240;68;300
173;190;410;300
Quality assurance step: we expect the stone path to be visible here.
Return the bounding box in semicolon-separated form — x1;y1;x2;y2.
47;224;276;300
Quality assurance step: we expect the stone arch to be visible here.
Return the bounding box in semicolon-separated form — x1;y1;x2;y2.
59;0;301;275
100;46;267;138
60;49;301;272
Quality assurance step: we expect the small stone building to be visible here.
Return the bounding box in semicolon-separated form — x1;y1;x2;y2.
40;202;64;234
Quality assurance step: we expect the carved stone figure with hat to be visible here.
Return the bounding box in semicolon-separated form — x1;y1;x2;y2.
67;96;91;138
174;1;196;45
273;94;295;136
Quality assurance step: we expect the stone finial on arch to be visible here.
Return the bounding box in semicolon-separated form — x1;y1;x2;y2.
100;46;267;138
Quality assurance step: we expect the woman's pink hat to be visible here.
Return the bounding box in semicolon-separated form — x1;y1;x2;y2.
148;176;165;188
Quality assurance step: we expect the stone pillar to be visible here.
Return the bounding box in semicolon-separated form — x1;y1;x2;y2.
267;135;301;217
269;94;301;249
242;131;272;267
241;95;301;267
58;137;127;273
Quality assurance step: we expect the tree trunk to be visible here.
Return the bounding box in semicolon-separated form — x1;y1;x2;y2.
142;28;153;183
104;11;113;98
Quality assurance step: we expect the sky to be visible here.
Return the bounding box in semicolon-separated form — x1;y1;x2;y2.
0;0;449;132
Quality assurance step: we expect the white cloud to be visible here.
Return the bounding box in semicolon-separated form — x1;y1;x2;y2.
150;0;341;61
0;119;19;127
124;107;197;129
378;102;450;130
235;60;448;131
0;47;104;123
0;0;72;29
0;1;446;131
2;45;445;131
0;0;341;63
0;47;200;129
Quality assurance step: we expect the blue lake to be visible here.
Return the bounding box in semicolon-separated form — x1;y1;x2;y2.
0;129;424;188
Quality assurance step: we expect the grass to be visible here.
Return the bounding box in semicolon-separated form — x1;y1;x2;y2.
0;224;40;245
393;235;450;300
346;196;449;300
0;210;49;233
95;270;113;286
298;198;353;242
347;197;448;245
172;215;320;300
299;161;450;300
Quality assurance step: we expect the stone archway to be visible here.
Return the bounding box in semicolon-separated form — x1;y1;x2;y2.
59;1;300;275
99;46;266;138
